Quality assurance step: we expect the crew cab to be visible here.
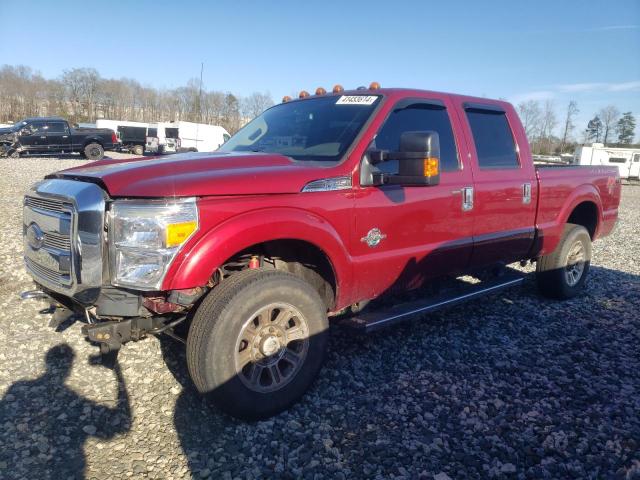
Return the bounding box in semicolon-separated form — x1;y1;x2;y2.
21;85;621;419
1;117;117;160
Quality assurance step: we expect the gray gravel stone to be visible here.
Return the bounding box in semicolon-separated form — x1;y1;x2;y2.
0;155;639;479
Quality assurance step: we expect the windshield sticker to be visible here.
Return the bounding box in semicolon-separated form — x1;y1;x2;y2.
336;95;378;106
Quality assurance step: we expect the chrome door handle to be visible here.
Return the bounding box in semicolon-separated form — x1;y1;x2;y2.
522;183;531;204
40;136;46;139
462;186;474;211
62;135;69;138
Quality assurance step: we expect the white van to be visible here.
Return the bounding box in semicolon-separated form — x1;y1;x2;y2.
96;119;153;155
146;121;230;154
573;143;640;180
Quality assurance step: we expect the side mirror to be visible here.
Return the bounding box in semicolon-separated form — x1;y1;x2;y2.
386;131;440;186
19;128;30;136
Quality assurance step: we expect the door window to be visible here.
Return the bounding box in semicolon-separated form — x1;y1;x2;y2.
465;108;519;169
374;101;459;173
45;121;68;134
21;122;46;135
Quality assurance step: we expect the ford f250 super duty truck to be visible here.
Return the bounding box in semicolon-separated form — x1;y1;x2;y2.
21;84;621;419
1;117;117;160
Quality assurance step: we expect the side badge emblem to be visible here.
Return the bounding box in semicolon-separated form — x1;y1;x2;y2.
361;228;387;248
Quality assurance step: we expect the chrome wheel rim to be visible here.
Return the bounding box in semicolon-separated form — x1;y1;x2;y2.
565;240;586;286
235;302;309;393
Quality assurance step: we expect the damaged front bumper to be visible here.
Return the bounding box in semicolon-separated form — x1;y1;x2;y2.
20;284;200;353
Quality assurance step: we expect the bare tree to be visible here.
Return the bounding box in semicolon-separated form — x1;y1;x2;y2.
538;100;558;155
241;92;274;122
559;101;579;153
599;105;620;145
517;100;542;140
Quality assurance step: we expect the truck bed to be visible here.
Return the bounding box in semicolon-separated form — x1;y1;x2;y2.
534;164;620;256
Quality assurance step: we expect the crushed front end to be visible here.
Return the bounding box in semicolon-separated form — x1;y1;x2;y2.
21;178;203;353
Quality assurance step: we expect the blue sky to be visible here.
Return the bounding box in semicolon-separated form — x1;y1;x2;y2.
0;0;638;137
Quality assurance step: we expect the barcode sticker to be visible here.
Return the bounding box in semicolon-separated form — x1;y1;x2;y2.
336;95;378;105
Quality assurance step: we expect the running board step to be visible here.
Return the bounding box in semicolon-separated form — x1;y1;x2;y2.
342;273;525;333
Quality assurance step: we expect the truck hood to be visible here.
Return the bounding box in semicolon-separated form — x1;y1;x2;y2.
0;127;16;139
50;152;334;197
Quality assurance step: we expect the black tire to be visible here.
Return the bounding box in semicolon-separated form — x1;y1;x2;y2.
132;144;144;156
84;142;104;160
187;269;328;420
536;223;591;299
9;150;20;159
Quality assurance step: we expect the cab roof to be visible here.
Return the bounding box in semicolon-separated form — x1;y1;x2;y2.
285;87;512;109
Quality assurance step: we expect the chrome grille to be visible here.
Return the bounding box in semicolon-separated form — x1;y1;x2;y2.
23;179;107;305
43;232;71;250
25;257;69;285
24;196;71;213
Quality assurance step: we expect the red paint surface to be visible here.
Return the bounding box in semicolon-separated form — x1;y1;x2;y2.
54;88;621;311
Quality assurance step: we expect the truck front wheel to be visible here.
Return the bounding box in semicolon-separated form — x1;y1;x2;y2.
536;223;592;299
132;144;144;156
187;269;329;420
84;143;104;160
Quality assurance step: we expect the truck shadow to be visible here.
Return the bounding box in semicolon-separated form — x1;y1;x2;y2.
160;264;639;478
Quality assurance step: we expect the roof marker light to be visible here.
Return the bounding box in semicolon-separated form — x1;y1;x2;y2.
315;87;326;95
332;84;344;93
282;95;292;103
299;90;310;99
369;81;381;90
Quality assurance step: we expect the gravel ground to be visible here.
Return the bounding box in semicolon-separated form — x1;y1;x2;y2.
0;155;638;480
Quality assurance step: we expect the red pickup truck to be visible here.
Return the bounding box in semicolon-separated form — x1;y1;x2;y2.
22;85;620;419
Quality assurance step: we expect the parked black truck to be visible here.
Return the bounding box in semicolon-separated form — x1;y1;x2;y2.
0;117;117;160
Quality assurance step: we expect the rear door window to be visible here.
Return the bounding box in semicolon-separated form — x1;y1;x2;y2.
45;121;67;134
465;108;519;169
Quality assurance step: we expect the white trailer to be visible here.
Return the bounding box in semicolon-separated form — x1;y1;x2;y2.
573;143;640;179
146;121;230;154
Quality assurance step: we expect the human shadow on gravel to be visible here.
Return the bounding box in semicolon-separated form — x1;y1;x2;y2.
0;344;131;480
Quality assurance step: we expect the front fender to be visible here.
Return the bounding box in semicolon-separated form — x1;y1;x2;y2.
163;207;354;307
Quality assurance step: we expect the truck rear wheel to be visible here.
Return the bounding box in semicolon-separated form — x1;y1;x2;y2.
536;223;591;299
84;143;104;160
187;269;329;420
132;144;144;156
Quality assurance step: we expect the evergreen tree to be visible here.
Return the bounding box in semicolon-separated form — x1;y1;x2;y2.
616;112;636;144
585;115;603;143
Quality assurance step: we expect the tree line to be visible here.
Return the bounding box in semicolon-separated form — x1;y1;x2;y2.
1;64;636;149
0;65;274;134
517;99;637;155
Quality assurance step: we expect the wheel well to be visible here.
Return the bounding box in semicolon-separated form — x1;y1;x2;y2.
83;139;103;148
218;240;337;310
567;201;598;238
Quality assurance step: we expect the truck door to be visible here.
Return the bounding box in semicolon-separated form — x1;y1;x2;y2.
458;103;537;267
352;97;475;300
17;121;48;154
44;120;71;152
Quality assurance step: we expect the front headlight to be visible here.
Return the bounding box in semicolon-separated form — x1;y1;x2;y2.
109;198;198;290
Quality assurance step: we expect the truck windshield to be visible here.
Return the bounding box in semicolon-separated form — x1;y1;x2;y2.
219;95;381;162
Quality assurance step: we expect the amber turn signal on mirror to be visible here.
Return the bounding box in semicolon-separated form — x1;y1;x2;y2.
423;157;439;177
